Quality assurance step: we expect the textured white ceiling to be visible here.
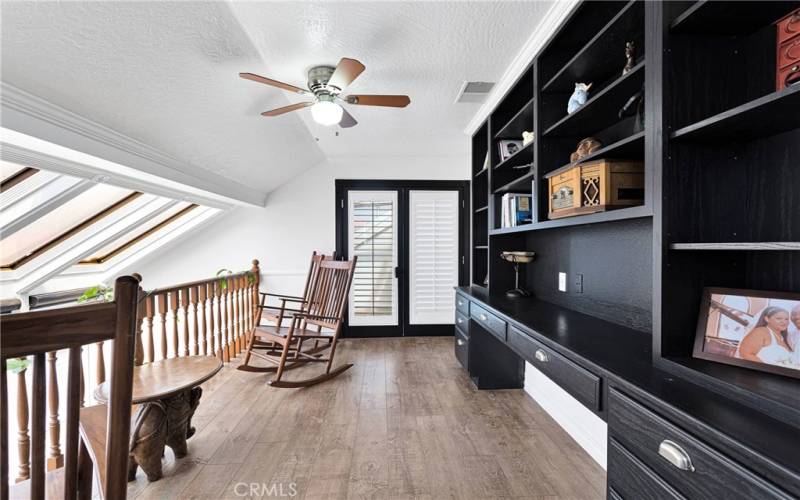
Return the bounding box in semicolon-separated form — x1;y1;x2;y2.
1;1;552;195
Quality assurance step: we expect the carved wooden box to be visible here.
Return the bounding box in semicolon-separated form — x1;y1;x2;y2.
545;159;644;220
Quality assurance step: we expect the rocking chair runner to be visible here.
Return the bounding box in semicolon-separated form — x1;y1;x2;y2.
238;257;357;388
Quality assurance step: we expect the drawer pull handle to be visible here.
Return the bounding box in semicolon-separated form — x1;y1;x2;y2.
658;440;695;472
456;338;465;346
534;349;549;363
479;314;488;322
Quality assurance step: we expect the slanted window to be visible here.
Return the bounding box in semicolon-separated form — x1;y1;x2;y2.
0;184;138;269
0;164;38;192
79;202;198;264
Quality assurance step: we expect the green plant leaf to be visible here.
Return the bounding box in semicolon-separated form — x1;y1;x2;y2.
6;357;29;373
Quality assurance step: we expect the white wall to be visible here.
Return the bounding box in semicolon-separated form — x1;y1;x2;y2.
127;155;467;293
524;362;607;469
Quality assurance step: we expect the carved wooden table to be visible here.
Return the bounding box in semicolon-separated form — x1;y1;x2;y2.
94;356;222;482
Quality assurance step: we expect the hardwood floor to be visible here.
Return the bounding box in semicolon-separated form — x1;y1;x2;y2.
127;337;606;499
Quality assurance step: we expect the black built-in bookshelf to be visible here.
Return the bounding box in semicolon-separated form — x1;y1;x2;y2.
470;0;798;428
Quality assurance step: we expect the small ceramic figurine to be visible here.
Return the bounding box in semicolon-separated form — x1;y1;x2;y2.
522;131;535;146
567;83;592;114
623;42;635;75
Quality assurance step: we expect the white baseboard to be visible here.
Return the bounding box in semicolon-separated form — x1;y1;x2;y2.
524;362;607;469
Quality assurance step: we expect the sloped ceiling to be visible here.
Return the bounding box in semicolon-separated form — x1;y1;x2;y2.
1;1;552;197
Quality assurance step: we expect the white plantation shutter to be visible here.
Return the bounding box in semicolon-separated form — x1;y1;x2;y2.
348;191;399;326
409;190;459;324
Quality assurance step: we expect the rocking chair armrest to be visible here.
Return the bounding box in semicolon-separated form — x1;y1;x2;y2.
260;292;306;301
291;312;340;322
258;305;304;314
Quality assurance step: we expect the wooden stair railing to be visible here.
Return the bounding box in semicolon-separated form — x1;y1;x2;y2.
1;275;141;500
4;260;261;489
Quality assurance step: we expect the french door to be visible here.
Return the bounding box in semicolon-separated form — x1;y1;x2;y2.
335;180;469;337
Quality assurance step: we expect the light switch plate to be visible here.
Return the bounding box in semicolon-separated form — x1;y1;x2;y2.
558;272;567;292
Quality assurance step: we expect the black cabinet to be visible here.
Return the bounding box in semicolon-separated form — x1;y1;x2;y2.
507;324;601;413
608;387;794;500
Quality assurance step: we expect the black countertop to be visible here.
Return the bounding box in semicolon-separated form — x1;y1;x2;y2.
456;286;800;487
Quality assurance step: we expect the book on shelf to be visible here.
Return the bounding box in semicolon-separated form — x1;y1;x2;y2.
501;193;532;228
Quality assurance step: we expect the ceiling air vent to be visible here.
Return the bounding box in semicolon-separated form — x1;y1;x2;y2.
455;81;494;104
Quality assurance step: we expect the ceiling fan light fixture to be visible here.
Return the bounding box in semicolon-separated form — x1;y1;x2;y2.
310;100;343;126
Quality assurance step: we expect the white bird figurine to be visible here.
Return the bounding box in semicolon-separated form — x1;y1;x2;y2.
567;83;592;114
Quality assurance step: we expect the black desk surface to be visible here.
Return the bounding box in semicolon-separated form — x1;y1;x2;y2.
457;286;800;484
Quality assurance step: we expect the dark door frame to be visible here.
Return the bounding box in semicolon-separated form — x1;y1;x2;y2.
335;179;471;338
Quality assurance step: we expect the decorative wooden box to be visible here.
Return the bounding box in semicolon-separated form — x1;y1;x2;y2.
776;7;800;91
545;159;644;220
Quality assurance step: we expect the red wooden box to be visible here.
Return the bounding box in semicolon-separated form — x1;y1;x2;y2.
776;8;800;91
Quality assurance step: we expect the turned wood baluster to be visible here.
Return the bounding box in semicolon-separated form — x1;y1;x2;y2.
208;283;217;357
46;351;63;470
191;286;200;356
133;272;145;366
170;291;179;358
217;279;231;363
239;276;246;352
217;282;226;362
226;277;234;360
30;353;46;498
198;284;208;355
79;350;85;408
158;293;168;360
181;288;190;357
232;276;242;356
15;362;30;482
96;342;105;385
146;295;155;363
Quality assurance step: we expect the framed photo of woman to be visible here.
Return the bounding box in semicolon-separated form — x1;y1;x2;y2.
693;287;800;379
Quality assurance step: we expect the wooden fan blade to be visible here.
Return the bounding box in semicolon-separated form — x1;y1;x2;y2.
261;101;313;117
344;95;410;108
240;72;308;95
339;108;358;128
327;58;365;91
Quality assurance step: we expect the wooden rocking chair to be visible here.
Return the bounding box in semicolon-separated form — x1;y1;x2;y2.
238;257;357;388
239;252;329;371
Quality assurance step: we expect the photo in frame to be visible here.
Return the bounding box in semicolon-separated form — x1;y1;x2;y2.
692;287;800;379
497;140;524;161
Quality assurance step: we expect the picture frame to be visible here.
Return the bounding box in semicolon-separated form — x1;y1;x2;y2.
497;139;524;161
692;287;800;379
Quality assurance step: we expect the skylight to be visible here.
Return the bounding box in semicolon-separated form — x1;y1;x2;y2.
79;202;197;264
1;182;137;269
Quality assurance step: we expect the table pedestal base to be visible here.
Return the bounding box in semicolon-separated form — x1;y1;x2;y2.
128;387;202;482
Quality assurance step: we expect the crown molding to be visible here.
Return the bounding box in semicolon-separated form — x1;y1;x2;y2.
463;0;580;136
1;142;233;210
1;82;267;207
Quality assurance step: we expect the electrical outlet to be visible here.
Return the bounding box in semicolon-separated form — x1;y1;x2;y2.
574;273;584;294
558;272;567;292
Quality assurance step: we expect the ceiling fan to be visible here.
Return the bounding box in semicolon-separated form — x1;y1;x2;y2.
240;58;410;128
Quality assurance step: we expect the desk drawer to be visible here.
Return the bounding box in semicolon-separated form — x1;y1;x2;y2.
608;388;789;500
455;294;469;315
507;325;600;411
455;310;469;334
469;303;506;341
454;328;468;370
608;439;684;500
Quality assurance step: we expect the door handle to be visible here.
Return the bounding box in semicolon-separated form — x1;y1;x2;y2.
456;338;465;346
535;349;549;363
479;314;488;322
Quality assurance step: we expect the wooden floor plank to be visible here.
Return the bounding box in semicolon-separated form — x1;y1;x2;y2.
122;337;604;500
